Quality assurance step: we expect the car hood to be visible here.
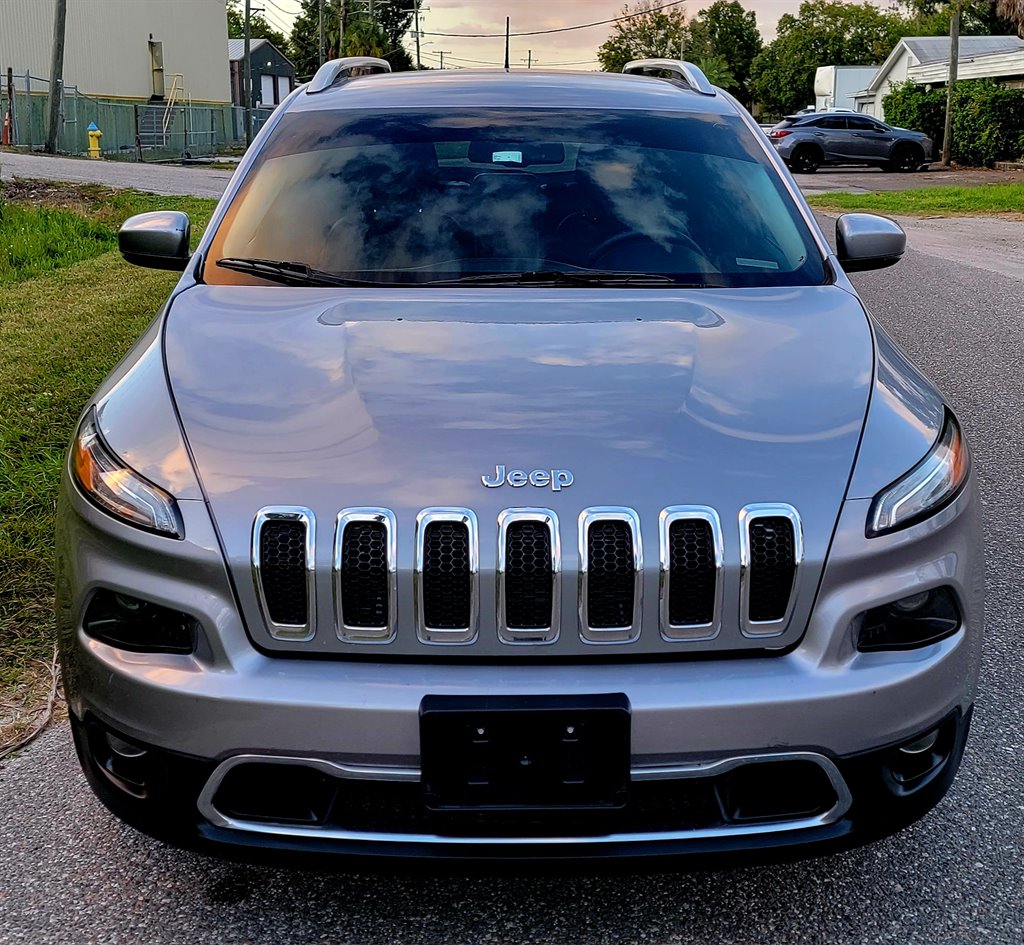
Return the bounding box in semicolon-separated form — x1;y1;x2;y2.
164;284;874;653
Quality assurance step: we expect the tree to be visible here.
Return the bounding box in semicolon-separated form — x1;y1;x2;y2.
226;0;289;54
597;0;689;73
289;0;419;78
997;0;1024;35
685;1;762;100
749;1;911;118
896;0;1018;35
695;55;737;88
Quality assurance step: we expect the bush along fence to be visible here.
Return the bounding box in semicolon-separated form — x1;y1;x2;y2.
1;70;274;161
883;79;1024;167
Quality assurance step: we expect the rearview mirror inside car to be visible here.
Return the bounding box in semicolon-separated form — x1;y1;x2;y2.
836;213;906;272
119;211;192;271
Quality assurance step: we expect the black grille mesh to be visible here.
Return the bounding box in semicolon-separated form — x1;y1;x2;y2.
504;521;554;629
668;519;716;625
259;520;308;626
748;517;796;622
586;520;635;629
341;521;389;628
422;521;471;629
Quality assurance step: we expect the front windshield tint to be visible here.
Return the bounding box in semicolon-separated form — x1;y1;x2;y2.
205;107;825;288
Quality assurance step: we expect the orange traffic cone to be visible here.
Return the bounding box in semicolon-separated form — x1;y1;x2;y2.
1;111;10;146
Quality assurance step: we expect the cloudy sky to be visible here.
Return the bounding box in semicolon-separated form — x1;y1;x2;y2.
259;1;862;71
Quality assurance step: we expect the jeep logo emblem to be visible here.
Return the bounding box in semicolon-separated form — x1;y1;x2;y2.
481;465;574;491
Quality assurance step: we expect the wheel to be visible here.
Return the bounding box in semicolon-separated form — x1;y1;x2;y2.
889;144;922;173
788;145;821;174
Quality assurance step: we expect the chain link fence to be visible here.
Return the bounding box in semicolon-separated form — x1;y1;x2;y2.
1;69;273;161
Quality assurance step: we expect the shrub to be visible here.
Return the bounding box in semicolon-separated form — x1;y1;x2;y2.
883;79;1024;166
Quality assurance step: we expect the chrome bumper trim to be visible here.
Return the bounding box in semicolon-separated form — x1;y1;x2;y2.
196;750;852;846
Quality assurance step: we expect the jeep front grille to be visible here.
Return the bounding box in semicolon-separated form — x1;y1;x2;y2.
659;507;723;641
578;508;643;644
249;503;804;648
252;507;315;641
334;509;396;643
415;509;479;644
497;509;560;644
740;504;803;636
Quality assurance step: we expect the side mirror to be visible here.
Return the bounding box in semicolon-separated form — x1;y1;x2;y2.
836;213;905;272
118;211;191;271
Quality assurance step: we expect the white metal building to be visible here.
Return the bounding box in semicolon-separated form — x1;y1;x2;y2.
0;0;230;103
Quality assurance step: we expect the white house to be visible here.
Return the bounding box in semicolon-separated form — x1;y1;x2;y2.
854;35;1024;120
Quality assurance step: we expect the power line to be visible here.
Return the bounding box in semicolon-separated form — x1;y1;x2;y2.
417;1;684;38
421;52;601;67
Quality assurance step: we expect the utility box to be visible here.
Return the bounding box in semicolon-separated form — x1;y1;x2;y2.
814;65;878;112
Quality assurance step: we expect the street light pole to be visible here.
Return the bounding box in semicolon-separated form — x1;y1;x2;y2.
244;0;253;147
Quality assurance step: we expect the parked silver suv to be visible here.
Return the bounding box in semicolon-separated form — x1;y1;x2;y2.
58;58;981;862
769;112;933;173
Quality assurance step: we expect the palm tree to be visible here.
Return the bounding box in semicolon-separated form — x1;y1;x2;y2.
997;0;1024;35
696;55;737;90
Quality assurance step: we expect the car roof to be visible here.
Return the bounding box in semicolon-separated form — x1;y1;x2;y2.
287;69;740;117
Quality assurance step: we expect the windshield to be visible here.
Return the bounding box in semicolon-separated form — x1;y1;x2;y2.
204;107;826;288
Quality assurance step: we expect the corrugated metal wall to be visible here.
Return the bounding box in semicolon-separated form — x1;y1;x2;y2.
0;0;231;103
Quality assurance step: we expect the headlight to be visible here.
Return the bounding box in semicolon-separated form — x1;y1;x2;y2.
71;409;184;538
867;411;969;537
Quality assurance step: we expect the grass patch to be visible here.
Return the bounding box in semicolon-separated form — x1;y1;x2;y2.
0;181;216;703
806;182;1024;217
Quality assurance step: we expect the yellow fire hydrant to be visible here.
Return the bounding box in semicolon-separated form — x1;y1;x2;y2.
87;122;102;159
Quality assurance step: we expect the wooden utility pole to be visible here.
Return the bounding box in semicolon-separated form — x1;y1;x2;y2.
414;2;421;69
340;0;349;57
504;16;510;70
438;50;450;69
941;3;960;167
244;0;253;147
318;0;324;65
45;0;68;153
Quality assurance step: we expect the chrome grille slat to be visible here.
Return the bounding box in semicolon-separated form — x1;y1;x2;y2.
739;504;803;637
415;508;479;645
658;506;723;641
578;507;643;644
252;507;316;642
496;509;560;645
334;509;397;643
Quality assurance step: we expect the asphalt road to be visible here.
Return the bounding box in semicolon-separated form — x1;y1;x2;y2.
1;171;1023;943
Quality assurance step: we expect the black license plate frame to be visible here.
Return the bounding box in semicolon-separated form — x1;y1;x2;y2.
420;694;630;811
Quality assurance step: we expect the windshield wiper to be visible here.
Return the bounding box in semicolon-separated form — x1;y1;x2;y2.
424;270;710;288
215;257;394;288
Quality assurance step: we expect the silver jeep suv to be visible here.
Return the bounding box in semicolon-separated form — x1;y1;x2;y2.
58;58;982;862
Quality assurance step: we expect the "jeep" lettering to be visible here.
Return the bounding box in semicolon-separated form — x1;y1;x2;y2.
481;465;574;491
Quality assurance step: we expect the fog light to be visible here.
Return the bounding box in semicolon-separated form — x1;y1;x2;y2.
887;721;953;788
857;587;961;652
106;732;147;759
83;590;197;654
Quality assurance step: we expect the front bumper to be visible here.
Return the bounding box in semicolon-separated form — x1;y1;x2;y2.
58;469;984;860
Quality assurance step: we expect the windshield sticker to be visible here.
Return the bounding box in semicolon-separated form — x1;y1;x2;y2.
492;150;523;163
736;257;780;269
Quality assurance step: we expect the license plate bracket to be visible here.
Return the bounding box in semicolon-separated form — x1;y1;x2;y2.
420;694;630;811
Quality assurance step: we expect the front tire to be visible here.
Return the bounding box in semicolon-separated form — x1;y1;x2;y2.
888;143;922;173
788;145;821;174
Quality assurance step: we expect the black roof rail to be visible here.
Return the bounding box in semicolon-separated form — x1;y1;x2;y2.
622;59;716;96
306;57;391;94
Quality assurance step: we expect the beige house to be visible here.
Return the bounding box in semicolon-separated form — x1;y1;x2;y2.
0;0;230;103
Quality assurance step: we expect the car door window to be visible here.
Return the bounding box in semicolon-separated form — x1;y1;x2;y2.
847;117;879;133
817;117;848;130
